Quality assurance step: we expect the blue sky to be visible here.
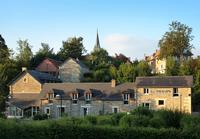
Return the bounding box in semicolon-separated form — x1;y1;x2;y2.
1;0;200;60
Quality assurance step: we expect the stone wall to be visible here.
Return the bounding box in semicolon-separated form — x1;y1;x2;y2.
10;73;41;94
137;87;191;113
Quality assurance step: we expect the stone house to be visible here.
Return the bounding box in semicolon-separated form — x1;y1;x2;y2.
7;69;61;118
7;75;193;119
39;76;193;118
59;57;90;83
35;58;62;77
145;50;166;74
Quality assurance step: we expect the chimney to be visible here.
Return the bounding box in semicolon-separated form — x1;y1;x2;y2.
111;79;116;88
22;67;27;72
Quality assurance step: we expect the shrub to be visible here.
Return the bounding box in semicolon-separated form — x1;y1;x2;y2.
111;113;126;126
85;115;97;125
180;115;200;129
131;106;153;117
119;114;135;128
97;115;113;126
157;109;183;128
33;114;48;120
149;116;165;128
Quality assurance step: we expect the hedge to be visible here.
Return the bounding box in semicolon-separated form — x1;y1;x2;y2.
0;119;200;139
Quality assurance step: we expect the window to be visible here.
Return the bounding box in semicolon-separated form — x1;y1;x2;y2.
142;103;150;109
112;107;119;114
72;93;78;104
158;100;164;105
123;93;129;104
23;77;28;83
85;93;91;100
144;88;149;94
173;88;179;97
45;107;50;115
32;106;39;116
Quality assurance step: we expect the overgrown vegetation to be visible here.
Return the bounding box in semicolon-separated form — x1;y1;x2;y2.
1;108;200;139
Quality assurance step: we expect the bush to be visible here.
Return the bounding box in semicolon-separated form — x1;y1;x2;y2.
119;114;135;128
33;114;48;120
111;113;126;126
156;109;183;128
85;116;97;125
131;106;153;117
180;115;200;129
149;116;165;128
97;115;113;126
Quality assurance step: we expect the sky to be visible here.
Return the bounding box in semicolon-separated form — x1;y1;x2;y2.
1;0;200;60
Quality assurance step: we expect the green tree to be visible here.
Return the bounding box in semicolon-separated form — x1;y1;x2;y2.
16;39;33;68
0;35;9;63
30;43;57;68
58;37;86;60
109;65;117;79
179;59;192;75
165;56;179;76
136;60;151;77
90;48;109;67
159;21;193;61
117;63;135;83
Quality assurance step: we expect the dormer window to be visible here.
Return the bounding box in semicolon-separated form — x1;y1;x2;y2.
85;93;92;104
72;93;78;104
123;93;129;104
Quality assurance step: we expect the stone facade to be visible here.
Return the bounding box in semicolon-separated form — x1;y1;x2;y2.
137;87;191;113
145;50;166;74
8;75;193;119
59;58;89;82
9;72;42;94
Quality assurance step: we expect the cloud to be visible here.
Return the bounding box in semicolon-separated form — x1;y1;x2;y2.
104;34;158;60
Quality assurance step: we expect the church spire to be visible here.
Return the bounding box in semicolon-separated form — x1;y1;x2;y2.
93;30;101;51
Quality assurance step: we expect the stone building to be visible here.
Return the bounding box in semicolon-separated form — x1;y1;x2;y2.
135;76;193;113
7;75;193;119
7;69;61;118
59;57;90;83
145;50;166;74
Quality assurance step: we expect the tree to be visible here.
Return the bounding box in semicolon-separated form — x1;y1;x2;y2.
30;43;57;68
0;35;9;63
109;65;117;79
165;57;179;76
16;39;33;68
117;63;135;83
159;21;193;61
58;37;86;60
90;48;109;67
136;60;151;77
179;59;192;76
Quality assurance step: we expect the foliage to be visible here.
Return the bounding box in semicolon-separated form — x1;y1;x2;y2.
165;56;179;76
130;106;153;117
33;114;48;120
96;115;113;126
90;48;109;66
58;37;86;60
16;39;33;68
0;35;9;64
30;43;57;68
117;63;135;83
159;21;193;60
136;60;151;77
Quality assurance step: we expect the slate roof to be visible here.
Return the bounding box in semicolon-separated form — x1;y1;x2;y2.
28;70;61;83
135;76;193;88
40;82;135;101
9;94;40;109
8;70;61;85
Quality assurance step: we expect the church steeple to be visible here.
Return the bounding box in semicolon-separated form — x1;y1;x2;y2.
93;30;101;51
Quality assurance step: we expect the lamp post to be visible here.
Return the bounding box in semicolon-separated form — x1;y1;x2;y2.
56;94;62;117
